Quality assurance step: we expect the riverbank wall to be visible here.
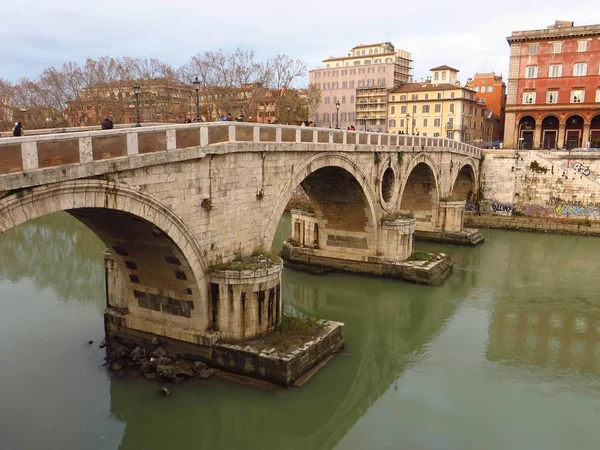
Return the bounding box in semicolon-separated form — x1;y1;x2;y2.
480;149;600;220
465;215;600;236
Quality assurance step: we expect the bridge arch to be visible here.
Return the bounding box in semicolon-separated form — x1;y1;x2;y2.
450;157;479;202
398;153;440;231
0;179;210;332
263;153;378;251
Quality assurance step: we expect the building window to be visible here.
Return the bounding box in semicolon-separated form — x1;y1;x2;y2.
361;50;365;55
400;119;405;128
450;92;455;99
449;104;454;113
487;86;494;93
354;61;360;66
423;118;428;127
529;43;538;55
434;118;441;127
578;40;588;52
434;72;439;80
433;132;440;137
448;117;454;128
391;106;395;114
412;105;417;114
389;119;396;128
342;96;346;104
342;81;347;88
400;95;406;101
422;133;427;137
411;94;418;100
391;95;395;101
442;71;447;80
349;81;355;88
548;65;562;77
525;66;538;78
314;113;319;122
324;96;330;104
552;42;562;54
375;59;381;64
522;92;536;104
369;49;373;54
422;105;430;113
546;91;558;104
326;64;330;68
374;48;379;54
571;90;585;103
332;81;339;89
385;58;392;63
573;63;587;76
437;92;442;99
345;62;349;66
400;105;407;114
435;104;441;113
424;93;429;100
596;90;600;102
350;95;354;103
358;80;364;87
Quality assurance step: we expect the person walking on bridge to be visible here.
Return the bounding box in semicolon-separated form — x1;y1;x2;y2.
12;122;24;136
101;115;114;130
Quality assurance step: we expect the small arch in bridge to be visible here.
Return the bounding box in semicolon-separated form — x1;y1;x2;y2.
451;164;476;202
399;162;439;231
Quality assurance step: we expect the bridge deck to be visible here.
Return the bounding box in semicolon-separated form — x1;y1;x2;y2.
0;123;481;191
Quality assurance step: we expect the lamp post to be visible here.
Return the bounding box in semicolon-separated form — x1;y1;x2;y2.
446;122;451;140
335;100;340;129
192;77;201;122
133;83;141;127
286;103;291;125
405;113;410;135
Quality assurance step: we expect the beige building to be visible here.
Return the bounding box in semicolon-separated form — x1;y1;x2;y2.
309;42;412;130
387;65;492;143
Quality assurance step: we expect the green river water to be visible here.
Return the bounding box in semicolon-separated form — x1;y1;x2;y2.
1;212;600;450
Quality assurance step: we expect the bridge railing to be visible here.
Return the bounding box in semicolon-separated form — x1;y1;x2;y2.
0;122;481;176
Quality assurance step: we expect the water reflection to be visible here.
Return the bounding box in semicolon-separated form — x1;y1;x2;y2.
0;212;106;306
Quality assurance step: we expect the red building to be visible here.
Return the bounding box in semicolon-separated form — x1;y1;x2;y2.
504;20;600;149
466;72;506;141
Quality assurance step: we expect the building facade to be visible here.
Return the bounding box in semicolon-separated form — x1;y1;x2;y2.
387;66;492;143
309;42;412;131
466;72;506;141
504;20;600;149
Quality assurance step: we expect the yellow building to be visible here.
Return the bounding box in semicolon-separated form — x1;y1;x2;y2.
386;65;492;143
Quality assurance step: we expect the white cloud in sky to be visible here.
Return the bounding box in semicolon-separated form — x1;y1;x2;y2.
2;0;599;85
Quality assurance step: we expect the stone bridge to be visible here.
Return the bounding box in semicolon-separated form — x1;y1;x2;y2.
0;123;481;348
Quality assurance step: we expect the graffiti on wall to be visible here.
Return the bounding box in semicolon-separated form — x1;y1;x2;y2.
557;160;600;184
529;160;549;174
519;198;600;219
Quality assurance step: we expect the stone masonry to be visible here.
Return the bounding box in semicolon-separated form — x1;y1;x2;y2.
0;123;481;344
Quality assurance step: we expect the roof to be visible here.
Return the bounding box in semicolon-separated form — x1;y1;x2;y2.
390;83;463;93
322;51;399;63
506;22;600;43
430;65;459;72
351;42;394;50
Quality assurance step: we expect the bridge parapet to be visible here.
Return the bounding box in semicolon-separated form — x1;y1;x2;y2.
0;122;481;179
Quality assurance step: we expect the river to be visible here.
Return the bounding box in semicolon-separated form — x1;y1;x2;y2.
1;212;600;450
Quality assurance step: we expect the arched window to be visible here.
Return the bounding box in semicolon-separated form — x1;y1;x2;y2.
434;72;439;80
442;71;447;80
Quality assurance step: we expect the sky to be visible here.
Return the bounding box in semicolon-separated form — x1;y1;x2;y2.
2;0;599;86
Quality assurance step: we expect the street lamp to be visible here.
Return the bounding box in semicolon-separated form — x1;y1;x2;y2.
286;103;291;125
445;122;451;139
405;113;410;135
192;77;201;122
335;100;341;129
133;83;141;127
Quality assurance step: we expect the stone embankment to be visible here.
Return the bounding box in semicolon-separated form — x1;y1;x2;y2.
465;215;600;236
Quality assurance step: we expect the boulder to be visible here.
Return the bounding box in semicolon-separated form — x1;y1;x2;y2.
198;368;215;380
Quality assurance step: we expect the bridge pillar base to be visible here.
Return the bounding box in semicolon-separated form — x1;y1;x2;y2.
437;200;465;233
208;261;283;341
414;229;485;246
377;218;416;263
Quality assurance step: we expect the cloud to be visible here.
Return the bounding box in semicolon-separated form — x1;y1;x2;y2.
1;0;599;84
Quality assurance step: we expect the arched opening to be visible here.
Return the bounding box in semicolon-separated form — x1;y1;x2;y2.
0;181;209;338
381;167;395;203
565;115;584;149
400;162;438;231
541;115;559;149
451;164;476;203
265;154;378;258
590;115;600;149
518;116;536;149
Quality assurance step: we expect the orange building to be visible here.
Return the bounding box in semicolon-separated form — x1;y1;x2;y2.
504;20;600;149
466;73;506;141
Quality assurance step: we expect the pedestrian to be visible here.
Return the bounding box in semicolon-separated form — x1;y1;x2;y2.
12;121;24;136
101;115;113;130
